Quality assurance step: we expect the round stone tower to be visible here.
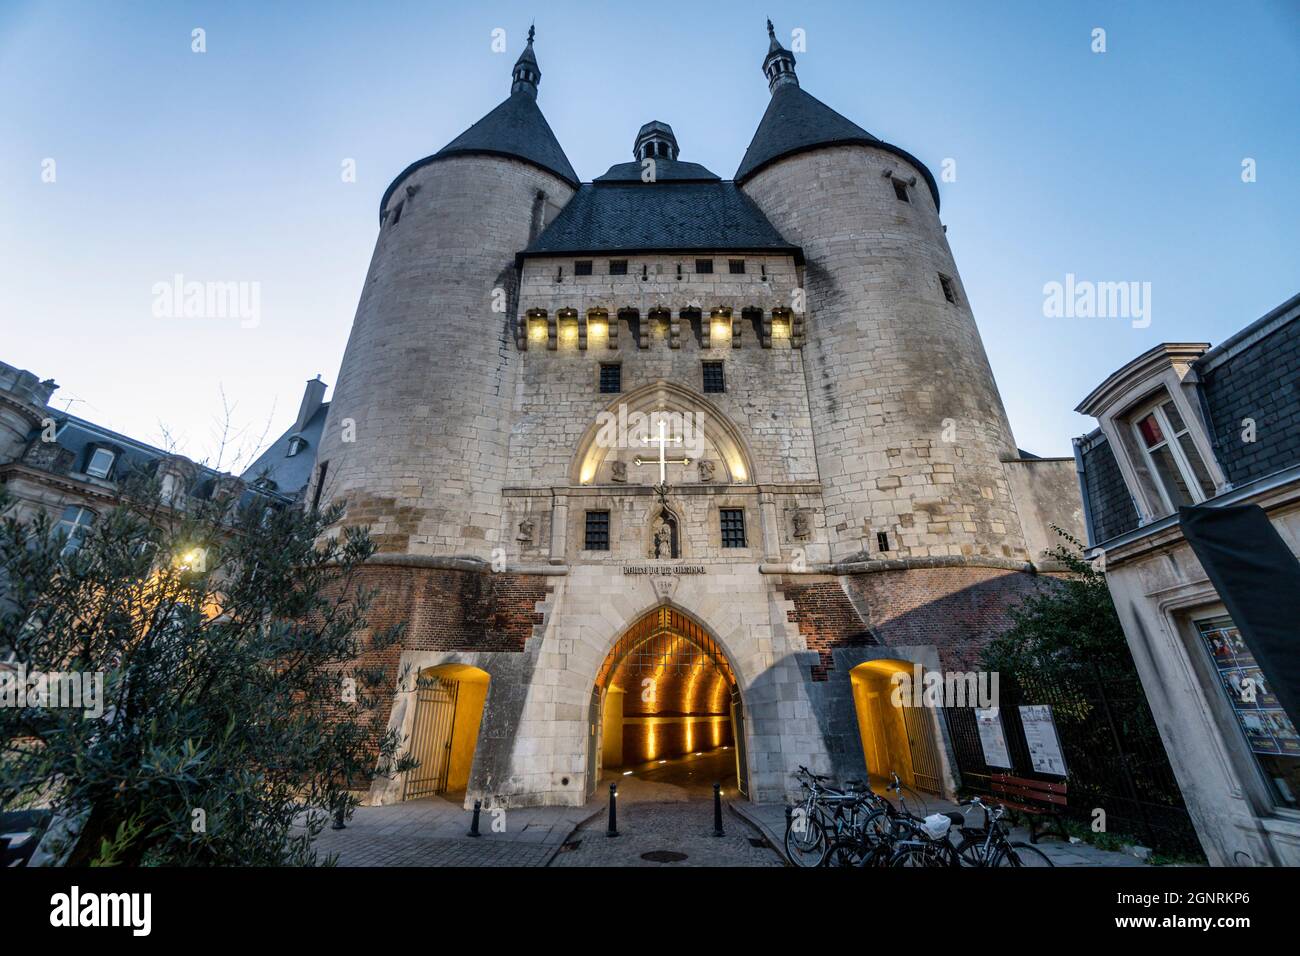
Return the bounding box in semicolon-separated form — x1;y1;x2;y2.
316;28;578;558
736;22;1026;563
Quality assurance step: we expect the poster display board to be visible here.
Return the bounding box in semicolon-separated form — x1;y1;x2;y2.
974;707;1013;768
1018;704;1067;776
1197;616;1300;757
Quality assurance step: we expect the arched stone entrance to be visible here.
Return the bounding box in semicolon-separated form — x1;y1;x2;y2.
849;659;945;795
403;664;491;801
588;606;750;800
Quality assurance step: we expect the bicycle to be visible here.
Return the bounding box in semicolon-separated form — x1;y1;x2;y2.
952;795;1054;867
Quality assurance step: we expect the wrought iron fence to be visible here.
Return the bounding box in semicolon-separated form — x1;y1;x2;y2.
945;655;1203;858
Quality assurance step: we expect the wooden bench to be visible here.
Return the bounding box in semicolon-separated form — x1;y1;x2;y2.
990;773;1068;844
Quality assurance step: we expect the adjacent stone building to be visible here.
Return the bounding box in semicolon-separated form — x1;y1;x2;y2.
309;24;1084;808
1075;292;1300;865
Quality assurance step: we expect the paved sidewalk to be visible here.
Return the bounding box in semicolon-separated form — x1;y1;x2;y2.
734;798;1150;867
311;794;598;867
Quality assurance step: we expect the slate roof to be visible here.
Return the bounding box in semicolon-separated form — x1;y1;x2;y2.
241;401;330;496
520;179;802;261
593;158;720;183
734;83;941;209
378;91;578;219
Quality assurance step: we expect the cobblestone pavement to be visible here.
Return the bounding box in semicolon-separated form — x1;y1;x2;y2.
549;750;785;867
310;794;597;867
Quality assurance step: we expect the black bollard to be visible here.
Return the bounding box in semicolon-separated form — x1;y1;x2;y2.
606;783;619;838
331;796;347;830
467;799;482;837
713;783;725;837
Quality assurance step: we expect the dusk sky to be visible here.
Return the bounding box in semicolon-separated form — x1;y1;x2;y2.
3;0;1297;466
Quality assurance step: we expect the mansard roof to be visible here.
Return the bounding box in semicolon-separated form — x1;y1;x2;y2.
734;83;941;209
520;179;802;262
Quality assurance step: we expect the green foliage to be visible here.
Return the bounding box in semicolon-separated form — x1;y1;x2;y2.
0;478;414;866
980;526;1130;686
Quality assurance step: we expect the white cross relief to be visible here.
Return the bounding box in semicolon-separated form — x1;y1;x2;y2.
634;419;691;485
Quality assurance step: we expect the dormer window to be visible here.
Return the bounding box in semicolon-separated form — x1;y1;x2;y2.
85;446;116;479
286;436;306;458
1131;397;1216;510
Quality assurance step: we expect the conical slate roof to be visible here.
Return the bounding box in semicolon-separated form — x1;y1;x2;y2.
735;83;879;182
734;83;940;208
434;91;578;186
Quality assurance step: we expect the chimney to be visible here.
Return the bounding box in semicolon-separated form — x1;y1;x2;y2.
294;375;327;433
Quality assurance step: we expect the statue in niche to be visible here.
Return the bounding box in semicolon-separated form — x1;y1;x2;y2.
652;511;679;559
516;519;535;545
610;460;628;483
791;509;811;539
697;459;715;483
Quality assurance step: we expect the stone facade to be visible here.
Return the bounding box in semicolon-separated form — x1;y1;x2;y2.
313;29;1084;810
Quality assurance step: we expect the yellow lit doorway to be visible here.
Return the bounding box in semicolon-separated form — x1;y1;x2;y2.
850;659;943;795
403;664;490;801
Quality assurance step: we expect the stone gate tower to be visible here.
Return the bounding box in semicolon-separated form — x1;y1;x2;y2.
310;25;1083;809
316;27;578;556
735;21;1025;564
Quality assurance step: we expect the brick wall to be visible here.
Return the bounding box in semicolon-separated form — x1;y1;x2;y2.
841;567;1052;672
780;577;877;680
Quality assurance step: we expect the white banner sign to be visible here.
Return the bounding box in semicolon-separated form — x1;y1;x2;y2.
975;707;1012;768
1019;704;1067;777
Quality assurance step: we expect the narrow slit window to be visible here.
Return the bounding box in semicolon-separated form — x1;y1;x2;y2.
939;273;957;304
892;178;910;202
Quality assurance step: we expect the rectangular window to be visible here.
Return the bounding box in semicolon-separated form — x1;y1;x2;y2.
56;505;96;555
702;361;725;394
584;510;610;551
1194;614;1299;808
574;260;593;276
599;363;621;394
720;508;747;548
695;259;714;274
85;447;116;479
1132;397;1216;512
728;259;746;274
939;273;957;304
877;531;890;552
892;178;910;202
609;259;628;276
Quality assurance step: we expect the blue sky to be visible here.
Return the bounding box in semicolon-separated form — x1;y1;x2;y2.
2;0;1297;465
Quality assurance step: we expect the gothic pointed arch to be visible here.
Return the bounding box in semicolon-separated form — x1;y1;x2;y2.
569;380;758;486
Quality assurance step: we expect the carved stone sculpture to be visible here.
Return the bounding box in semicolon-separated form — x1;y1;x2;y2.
697;459;715;483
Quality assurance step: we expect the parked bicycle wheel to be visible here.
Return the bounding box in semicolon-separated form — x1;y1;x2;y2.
785;814;828;867
992;842;1055;867
889;842;956;868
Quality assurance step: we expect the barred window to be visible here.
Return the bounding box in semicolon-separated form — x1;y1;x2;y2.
728;259;745;274
599;363;621;394
585;511;610;551
575;260;593;276
720;508;747;548
702;361;725;394
695;259;714;274
609;259;628;275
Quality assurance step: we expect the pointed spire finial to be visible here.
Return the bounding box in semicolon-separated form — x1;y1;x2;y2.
512;23;541;98
761;19;798;93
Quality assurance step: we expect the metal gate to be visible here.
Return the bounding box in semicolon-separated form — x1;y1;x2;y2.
730;689;750;798
901;704;943;795
404;675;459;800
586;685;602;799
